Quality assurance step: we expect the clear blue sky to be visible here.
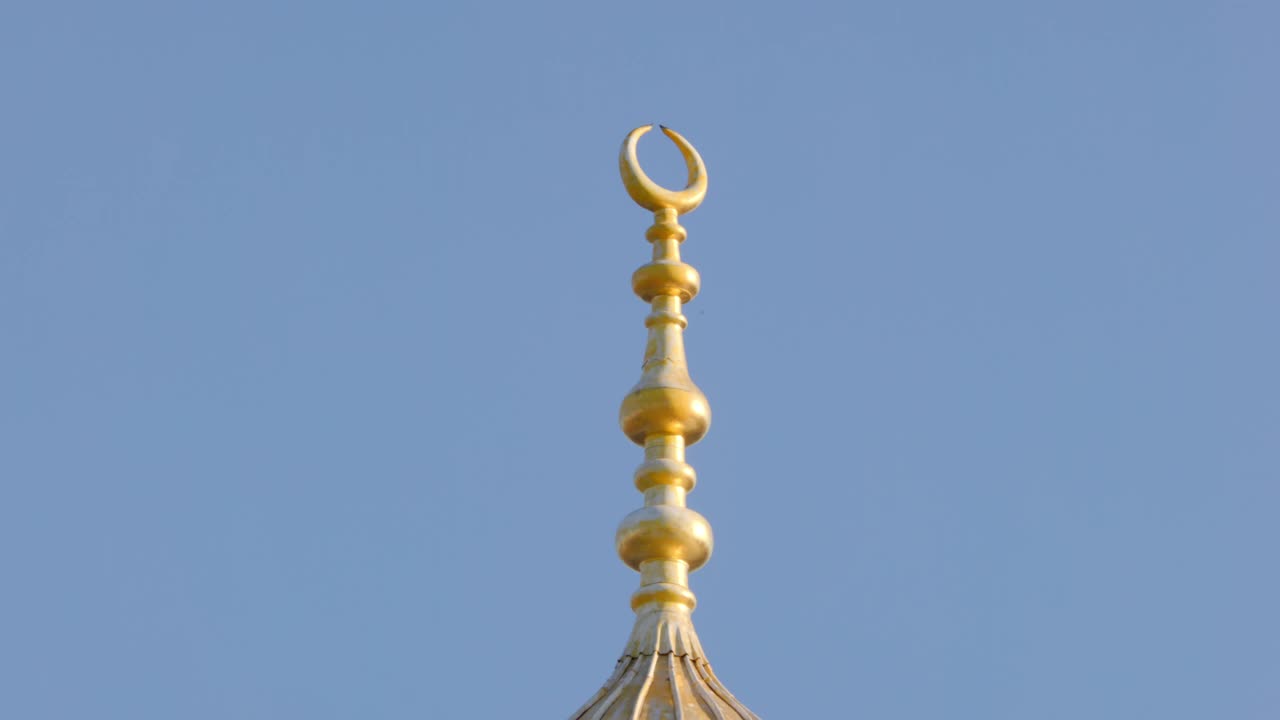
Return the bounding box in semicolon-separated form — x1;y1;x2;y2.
2;2;1276;718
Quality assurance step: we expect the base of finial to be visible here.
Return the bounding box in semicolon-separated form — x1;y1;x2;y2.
620;604;706;658
570;606;759;720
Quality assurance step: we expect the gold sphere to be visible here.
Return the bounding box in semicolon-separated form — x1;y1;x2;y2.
619;386;711;446
615;505;713;571
632;262;701;303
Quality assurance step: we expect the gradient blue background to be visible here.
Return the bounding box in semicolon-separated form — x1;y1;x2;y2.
2;2;1276;718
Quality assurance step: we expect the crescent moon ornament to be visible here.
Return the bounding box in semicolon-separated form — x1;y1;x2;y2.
619;125;708;215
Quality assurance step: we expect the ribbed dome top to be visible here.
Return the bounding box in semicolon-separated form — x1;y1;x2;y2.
571;608;757;720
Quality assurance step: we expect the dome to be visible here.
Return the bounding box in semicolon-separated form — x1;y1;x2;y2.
571;607;757;719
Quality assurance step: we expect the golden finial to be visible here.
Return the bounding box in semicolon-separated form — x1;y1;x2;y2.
571;126;759;720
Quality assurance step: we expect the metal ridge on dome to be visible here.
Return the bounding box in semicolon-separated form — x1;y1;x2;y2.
569;126;759;720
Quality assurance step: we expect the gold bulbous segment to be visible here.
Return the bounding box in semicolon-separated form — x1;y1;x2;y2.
616;505;713;571
619;386;711;446
632;261;700;303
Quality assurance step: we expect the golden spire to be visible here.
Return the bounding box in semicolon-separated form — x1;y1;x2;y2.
571;126;759;720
